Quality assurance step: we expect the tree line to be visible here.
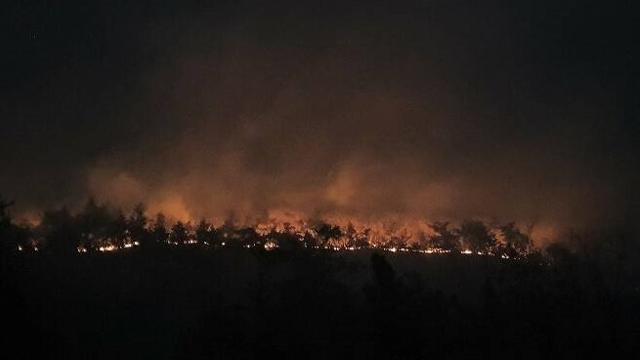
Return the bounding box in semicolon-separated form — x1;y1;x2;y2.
0;195;537;258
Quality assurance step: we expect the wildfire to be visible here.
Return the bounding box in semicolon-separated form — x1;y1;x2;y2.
12;204;533;259
90;240;141;253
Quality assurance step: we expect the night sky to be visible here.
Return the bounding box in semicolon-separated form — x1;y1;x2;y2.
1;1;638;236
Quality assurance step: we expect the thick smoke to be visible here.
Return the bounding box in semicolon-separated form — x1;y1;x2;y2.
2;1;637;243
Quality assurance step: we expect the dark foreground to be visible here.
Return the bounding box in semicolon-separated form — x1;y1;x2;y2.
2;248;639;359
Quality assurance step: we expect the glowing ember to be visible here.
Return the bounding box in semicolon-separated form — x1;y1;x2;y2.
98;245;118;252
264;241;278;251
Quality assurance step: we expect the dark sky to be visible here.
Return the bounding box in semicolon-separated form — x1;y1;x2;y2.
1;1;638;236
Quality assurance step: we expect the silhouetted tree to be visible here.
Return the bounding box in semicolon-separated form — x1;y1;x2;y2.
170;221;190;244
151;213;169;245
301;231;317;249
128;203;150;247
234;227;259;248
315;222;342;248
40;207;80;255
269;228;301;251
195;219;215;246
106;210;128;248
0;196;17;254
358;227;372;248
0;197;35;255
0;196;13;224
77;197;111;250
458;220;496;253
344;222;358;248
218;220;236;245
499;222;531;257
429;222;461;252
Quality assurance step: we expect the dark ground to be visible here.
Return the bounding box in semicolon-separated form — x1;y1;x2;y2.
2;248;639;359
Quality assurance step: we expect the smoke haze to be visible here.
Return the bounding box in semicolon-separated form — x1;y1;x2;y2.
2;1;638;241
